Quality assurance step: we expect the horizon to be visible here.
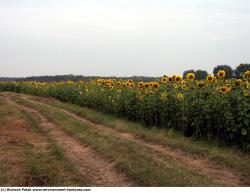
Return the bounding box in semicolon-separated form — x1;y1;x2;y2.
0;63;246;78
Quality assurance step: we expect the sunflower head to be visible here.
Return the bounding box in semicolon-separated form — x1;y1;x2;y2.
180;80;186;85
168;77;173;82
129;83;134;88
122;83;127;87
186;73;195;81
144;83;150;88
182;85;187;90
177;93;184;100
173;83;179;89
174;75;182;82
206;75;214;83
138;81;144;88
235;79;242;87
243;70;250;79
243;90;249;97
217;70;226;78
197;81;205;88
161;76;168;83
116;82;121;87
245;81;249;88
219;86;230;94
152;82;160;89
161;92;168;101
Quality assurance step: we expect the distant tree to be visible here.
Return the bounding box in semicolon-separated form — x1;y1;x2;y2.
213;65;233;79
195;70;208;80
12;75;158;82
234;63;250;78
183;70;195;79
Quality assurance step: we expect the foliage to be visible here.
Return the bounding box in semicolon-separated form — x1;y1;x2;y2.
195;70;208;80
1;71;250;150
183;70;195;79
213;65;233;79
234;64;250;78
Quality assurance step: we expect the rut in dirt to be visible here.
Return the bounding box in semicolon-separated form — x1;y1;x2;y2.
5;95;134;187
19;94;250;187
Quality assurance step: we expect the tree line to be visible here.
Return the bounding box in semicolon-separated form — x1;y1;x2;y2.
183;63;250;80
0;63;249;82
0;75;157;82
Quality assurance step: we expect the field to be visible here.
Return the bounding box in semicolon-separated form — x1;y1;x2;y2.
0;71;250;186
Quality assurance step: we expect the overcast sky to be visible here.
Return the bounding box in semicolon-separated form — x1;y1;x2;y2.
0;0;250;77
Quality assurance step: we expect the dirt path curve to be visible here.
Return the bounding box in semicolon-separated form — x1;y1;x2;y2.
4;95;134;187
19;94;250;186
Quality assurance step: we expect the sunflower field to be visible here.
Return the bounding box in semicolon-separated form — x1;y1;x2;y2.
1;70;250;149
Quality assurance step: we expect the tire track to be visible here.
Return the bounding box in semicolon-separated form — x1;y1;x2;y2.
19;94;250;186
4;95;134;187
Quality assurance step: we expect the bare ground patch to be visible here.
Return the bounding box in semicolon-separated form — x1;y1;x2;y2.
0;110;48;186
18;94;250;186
4;94;134;187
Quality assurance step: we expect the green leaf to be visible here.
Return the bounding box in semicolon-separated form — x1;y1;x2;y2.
241;128;248;136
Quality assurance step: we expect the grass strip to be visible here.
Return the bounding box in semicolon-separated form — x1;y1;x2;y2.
13;96;219;186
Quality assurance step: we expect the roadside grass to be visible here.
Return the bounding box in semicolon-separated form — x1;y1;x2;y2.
24;94;250;180
25;142;87;186
13;95;220;186
0;95;88;186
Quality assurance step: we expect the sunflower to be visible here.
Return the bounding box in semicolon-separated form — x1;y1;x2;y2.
168;77;173;82
161;92;168;101
181;80;186;85
235;79;242;87
186;73;195;81
243;70;250;79
217;70;226;78
116;81;121;86
243;90;249;97
175;75;182;82
153;82;159;89
245;81;249;88
206;75;214;83
122;83;127;87
145;89;150;95
129;83;134;88
177;93;184;100
182;85;187;90
144;83;150;88
161;76;168;83
108;84;114;89
197;81;205;88
138;81;144;88
219;86;230;94
173;84;179;89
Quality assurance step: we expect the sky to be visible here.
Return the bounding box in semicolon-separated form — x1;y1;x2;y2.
0;0;250;77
